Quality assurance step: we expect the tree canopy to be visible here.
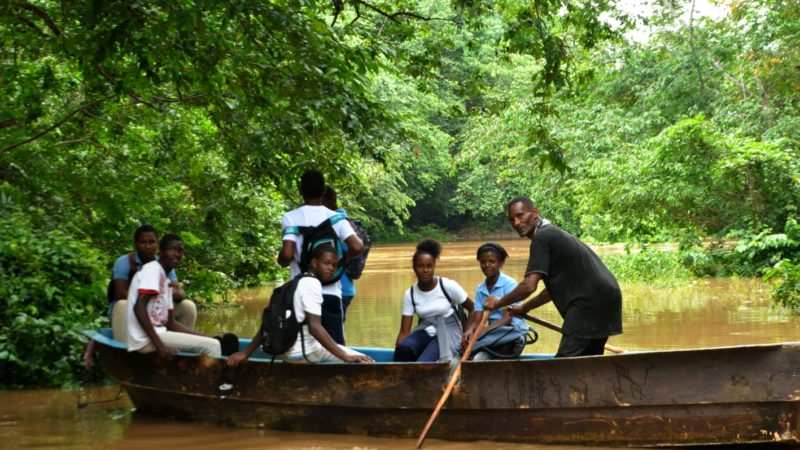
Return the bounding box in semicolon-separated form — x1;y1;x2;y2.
2;0;799;386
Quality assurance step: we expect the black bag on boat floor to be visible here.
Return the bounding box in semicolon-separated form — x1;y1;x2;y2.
260;275;309;355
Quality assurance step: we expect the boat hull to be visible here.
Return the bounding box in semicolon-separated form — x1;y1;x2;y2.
92;330;800;446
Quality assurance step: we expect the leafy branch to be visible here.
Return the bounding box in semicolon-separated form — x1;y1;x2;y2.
14;0;61;36
1;95;115;154
331;0;455;26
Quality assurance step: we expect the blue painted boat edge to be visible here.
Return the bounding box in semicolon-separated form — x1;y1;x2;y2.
83;328;554;363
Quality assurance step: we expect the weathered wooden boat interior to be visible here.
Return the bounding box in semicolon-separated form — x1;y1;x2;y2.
89;328;556;363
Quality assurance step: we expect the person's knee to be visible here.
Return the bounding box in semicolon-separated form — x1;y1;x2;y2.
207;339;222;358
472;351;492;361
393;341;418;362
111;300;128;343
418;341;440;362
174;299;197;329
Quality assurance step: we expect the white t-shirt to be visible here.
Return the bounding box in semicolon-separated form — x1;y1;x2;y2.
284;276;325;358
126;260;174;351
281;205;355;298
402;277;468;320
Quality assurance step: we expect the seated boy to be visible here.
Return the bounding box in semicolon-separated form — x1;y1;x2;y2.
227;244;373;366
127;234;221;358
110;225;197;343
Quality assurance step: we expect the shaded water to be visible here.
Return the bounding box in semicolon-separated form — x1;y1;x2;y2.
3;239;800;449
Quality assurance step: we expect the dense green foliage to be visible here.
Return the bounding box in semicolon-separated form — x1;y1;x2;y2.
604;248;693;286
1;0;623;386
0;209;106;387
1;0;799;386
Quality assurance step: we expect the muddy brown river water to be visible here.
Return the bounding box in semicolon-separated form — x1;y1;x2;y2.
2;239;799;449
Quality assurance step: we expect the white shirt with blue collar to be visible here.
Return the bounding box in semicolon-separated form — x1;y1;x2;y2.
474;272;529;331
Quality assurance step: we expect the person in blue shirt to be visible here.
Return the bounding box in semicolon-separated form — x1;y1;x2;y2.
83;225;197;367
321;187;356;320
463;242;530;360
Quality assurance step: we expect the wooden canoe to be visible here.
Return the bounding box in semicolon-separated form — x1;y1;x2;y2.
87;328;800;446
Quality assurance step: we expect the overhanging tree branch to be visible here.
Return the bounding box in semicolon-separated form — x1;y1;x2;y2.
16;0;62;36
1;95;115;154
0;119;19;129
331;0;344;26
14;13;47;36
349;0;454;23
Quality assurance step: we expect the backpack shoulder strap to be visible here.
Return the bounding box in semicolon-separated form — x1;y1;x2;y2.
296;214;343;234
329;212;347;226
127;252;138;281
292;273;317;323
409;286;417;315
282;226;301;237
439;277;462;316
439;277;454;305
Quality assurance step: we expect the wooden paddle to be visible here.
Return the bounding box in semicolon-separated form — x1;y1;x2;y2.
522;313;625;354
415;311;489;449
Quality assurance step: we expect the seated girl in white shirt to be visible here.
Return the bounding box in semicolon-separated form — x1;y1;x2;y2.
393;239;475;362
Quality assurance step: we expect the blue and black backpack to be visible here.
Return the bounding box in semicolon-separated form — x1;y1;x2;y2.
285;213;348;285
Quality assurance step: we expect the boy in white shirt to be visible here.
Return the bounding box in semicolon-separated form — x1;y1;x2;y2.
227;244;373;365
127;234;221;358
277;170;363;345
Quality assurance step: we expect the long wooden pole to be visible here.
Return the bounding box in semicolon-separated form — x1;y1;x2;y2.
415;311;489;449
522;313;625;354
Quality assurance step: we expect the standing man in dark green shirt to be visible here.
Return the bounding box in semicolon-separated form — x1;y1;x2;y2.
484;197;622;357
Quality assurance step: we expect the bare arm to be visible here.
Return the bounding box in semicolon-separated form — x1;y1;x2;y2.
344;234;363;261
166;310;204;335
83;340;97;368
227;330;264;367
277;240;295;267
133;294;173;358
462;298;475;313
515;289;553;314
464;310;481;335
171;282;186;302
485;272;543;310
395;315;414;348
307;314;371;362
462;308;482;348
112;279;129;302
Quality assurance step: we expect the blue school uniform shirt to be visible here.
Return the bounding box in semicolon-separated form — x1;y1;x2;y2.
112;253;177;284
336;208;356;298
474;272;528;332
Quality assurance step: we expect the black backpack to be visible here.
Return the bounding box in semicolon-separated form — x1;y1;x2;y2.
296;213;348;285
260;274;310;356
344;218;371;280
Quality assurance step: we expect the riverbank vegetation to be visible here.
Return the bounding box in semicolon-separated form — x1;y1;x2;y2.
2;0;798;386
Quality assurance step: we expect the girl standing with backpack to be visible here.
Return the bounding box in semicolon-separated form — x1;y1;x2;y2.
393;239;475;362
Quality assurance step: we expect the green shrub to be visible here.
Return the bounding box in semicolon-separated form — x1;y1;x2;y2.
765;259;800;312
683;218;800;278
0;211;106;387
604;247;692;285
